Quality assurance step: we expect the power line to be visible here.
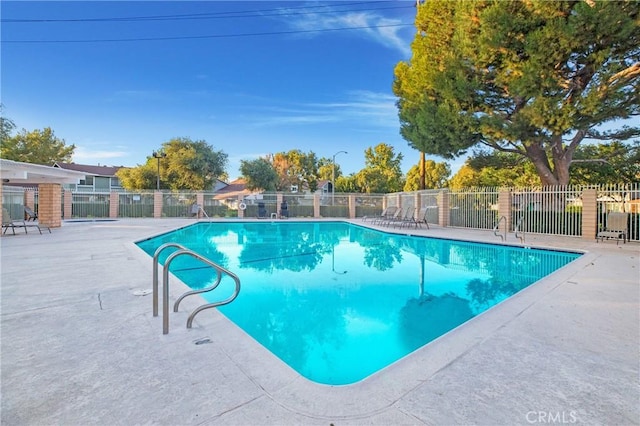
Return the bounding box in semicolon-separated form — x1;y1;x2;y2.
2;22;414;44
2;1;414;23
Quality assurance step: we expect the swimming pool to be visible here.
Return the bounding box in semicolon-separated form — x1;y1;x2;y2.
136;221;581;385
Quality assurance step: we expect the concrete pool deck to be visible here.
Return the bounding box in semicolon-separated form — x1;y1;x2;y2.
1;218;638;425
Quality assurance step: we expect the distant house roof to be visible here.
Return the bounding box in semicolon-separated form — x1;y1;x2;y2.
213;178;256;200
53;162;125;177
317;180;331;190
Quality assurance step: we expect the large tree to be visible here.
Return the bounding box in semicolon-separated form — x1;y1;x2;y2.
356;143;404;193
117;137;227;190
1;127;75;164
569;141;640;185
394;0;639;186
449;151;542;188
404;159;450;191
240;158;278;191
270;150;319;192
317;157;342;183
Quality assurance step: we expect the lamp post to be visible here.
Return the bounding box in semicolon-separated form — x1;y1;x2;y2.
332;150;347;206
152;150;166;190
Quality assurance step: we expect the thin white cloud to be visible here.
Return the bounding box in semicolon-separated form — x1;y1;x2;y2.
238;90;400;129
73;147;129;163
280;5;412;57
307;90;400;127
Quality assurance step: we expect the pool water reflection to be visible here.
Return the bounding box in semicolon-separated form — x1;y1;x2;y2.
137;221;580;385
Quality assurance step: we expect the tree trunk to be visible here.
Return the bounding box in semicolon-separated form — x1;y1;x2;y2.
525;143;561;186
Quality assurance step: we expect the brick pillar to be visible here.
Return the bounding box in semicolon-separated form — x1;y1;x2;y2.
277;193;284;218
582;188;598;240
38;183;62;228
348;194;356;219
314;193;321;218
63;190;72;219
498;190;512;234
437;190;449;227
195;192;205;218
25;190;36;219
237;195;245;219
154;191;163;218
109;192;119;218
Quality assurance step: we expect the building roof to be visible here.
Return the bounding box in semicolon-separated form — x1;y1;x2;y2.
53;162;124;177
213;178;255;199
0;159;87;185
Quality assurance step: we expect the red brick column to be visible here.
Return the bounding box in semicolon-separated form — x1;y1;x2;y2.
38;183;62;228
314;193;320;218
63;190;72;219
24;190;36;219
109;192;119;218
498;190;512;234
348;194;356;219
437;190;449;227
237;195;245;218
582;188;598;240
154;191;163;218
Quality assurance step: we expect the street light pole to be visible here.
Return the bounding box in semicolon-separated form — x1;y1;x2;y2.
152;150;166;190
331;150;347;206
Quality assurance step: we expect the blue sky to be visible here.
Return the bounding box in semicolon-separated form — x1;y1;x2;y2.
2;1;465;180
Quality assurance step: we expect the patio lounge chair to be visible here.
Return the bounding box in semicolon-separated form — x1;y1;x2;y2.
364;206;396;223
597;211;629;245
394;207;417;228
2;208;27;235
24;206;38;221
257;202;267;219
2;207;50;235
416;207;430;229
279;201;289;219
399;207;428;229
380;206;409;227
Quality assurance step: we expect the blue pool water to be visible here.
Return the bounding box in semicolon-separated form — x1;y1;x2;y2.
136;221;581;385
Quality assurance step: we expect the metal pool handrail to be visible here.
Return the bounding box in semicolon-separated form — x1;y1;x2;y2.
153;243;187;317
152;243;241;335
493;215;507;241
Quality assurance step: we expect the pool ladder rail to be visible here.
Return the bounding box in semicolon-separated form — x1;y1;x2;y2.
493;215;526;243
493;216;507;241
152;243;241;335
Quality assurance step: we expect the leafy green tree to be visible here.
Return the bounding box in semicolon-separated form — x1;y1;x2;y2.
0;127;75;164
0;105;16;143
449;151;541;188
448;165;482;190
570;141;640;185
117;137;227;190
394;0;640;186
240;158;278;191
271;150;319;192
404;159;450;191
355;143;404;193
317;157;342;183
335;174;359;192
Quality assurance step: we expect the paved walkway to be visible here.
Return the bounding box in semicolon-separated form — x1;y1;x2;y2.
1;219;638;425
